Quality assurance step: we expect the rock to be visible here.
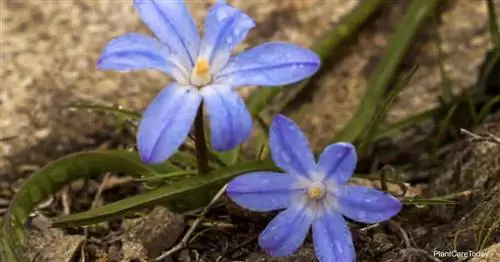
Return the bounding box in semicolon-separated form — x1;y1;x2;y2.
121;206;185;259
246;246;317;262
469;243;500;262
24;228;85;262
122;241;148;261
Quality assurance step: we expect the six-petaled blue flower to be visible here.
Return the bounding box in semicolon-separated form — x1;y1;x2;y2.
227;115;402;262
98;0;321;164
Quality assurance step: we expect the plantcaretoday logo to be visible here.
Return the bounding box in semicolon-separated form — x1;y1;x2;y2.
433;250;488;259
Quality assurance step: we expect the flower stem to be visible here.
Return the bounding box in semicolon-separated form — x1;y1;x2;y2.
194;104;210;175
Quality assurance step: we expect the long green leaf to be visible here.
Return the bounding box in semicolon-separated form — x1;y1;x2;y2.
333;0;441;143
476;94;500;124
0;150;175;261
373;107;438;142
431;102;458;160
358;66;418;153
401;197;456;205
52;160;279;227
246;0;385;118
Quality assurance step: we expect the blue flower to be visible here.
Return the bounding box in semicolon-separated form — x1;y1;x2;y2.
227;115;402;262
98;0;320;164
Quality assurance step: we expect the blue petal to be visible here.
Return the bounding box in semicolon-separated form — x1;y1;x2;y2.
317;143;357;184
269;115;316;179
333;185;402;224
258;204;314;257
137;83;202;164
200;84;252;151
215;42;320;87
98;33;188;83
199;2;255;73
134;0;200;70
312;211;355;262
226;172;304;212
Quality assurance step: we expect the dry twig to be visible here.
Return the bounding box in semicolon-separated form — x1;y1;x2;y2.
155;184;229;261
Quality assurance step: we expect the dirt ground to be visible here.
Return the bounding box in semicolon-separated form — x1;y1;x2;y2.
1;0;499;261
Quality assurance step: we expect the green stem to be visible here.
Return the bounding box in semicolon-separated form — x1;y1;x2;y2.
194;105;210;175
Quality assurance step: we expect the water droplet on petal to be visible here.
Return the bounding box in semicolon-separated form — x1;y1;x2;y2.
216;9;228;21
225;36;233;44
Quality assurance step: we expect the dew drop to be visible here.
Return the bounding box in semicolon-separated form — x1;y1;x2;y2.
225;36;233;44
216;9;228;21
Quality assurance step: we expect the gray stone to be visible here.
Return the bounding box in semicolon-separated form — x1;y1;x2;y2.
24;228;85;262
122;241;147;261
121;206;185;258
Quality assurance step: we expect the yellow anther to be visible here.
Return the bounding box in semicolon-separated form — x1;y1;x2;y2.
190;58;212;87
307;182;326;200
194;58;210;75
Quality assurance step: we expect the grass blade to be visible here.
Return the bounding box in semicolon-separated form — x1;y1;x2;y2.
333;0;441;143
373;107;439;142
401;198;456;206
358;66;419;153
476;94;500;124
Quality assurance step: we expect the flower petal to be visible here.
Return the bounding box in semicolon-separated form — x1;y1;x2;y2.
215;42;320;87
258;204;314;257
226;172;304;212
200;84;252;151
198;2;255;73
269;115;316;179
333;185;402;224
317;143;357;184
137;83;202;164
133;0;200;70
98;33;188;83
312;211;355;262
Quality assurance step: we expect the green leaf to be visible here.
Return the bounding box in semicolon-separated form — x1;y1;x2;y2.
333;0;441;143
476;94;500;124
216;147;241;165
136;170;197;182
401;197;456;206
169;151;198;168
52;160;279;228
431;102;458;160
0;150;175;261
373;107;438;142
65;102;141;120
357;66;418;153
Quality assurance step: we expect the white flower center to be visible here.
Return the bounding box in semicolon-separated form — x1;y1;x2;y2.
307;181;326;200
190;58;212;87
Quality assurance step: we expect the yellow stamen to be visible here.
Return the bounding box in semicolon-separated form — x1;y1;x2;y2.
190;58;212;86
194;58;210;75
307;182;325;200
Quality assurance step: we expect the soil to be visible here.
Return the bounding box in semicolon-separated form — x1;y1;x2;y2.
1;0;499;262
